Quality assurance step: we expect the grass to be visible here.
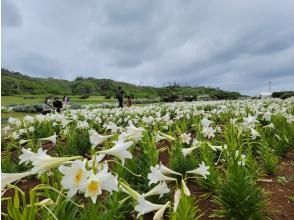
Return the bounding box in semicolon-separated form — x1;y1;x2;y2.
2;96;44;105
1;95;115;126
1;95;116;105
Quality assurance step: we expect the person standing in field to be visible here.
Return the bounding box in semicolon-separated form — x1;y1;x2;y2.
127;95;133;107
53;97;63;113
63;95;68;106
116;86;124;108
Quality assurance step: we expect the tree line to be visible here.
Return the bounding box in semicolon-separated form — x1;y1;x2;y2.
1;68;242;100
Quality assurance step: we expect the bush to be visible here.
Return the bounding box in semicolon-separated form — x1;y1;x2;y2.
272;91;294;99
212;165;266;219
79;95;90;99
62;128;91;156
34;104;44;112
170;194;201;220
23;96;35;99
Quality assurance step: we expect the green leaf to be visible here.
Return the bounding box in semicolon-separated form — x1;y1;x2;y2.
14;190;20;209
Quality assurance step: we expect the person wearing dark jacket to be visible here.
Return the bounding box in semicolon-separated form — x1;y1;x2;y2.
53;97;63;113
116;86;124;108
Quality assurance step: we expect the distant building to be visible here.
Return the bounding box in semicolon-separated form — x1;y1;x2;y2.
259;92;272;99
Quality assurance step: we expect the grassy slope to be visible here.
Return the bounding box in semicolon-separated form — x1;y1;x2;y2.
1;68;242;99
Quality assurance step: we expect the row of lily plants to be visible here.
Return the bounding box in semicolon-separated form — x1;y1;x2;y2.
1;98;294;219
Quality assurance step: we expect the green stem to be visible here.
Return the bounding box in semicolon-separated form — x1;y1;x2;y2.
42;205;58;220
32;184;84;208
106;159;141;177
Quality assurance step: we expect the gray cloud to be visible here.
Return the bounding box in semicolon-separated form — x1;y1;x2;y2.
2;0;294;95
1;0;22;27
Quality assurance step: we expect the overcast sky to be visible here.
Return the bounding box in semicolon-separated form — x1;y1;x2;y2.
2;0;294;95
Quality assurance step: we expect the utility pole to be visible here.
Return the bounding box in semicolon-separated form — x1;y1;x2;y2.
269;80;272;93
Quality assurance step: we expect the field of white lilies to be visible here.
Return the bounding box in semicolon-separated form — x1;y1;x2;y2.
1;98;294;220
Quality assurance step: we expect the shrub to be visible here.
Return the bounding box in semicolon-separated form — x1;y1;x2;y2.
23;96;35;99
170;194;201;220
79;95;90;99
105;95;112;99
212;165;266;220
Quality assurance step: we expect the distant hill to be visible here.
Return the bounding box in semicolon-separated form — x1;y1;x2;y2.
1;68;242;100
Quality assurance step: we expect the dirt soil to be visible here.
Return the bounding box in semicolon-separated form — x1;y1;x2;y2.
1;178;41;212
2;142;293;219
188;183;220;220
156;146;294;219
259;150;294;220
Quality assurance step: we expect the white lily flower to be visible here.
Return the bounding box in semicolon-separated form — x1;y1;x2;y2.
264;123;275;129
192;139;200;147
159;162;182;176
77;121;89;129
2;125;13;136
243;114;258;128
59;160;90;198
19;148;48;165
147;165;177;186
95;163;118;194
181;179;191;196
84;169;118;203
144;182;170;198
161;125;169;131
207;143;223;151
34;198;55;207
286;114;294;124
18;129;27;135
182;146;199;157
119;182;141;200
21;148;81;176
33;156;82;177
187;161;210;179
201;118;212;127
173;189;181;212
19;139;29;145
84;175;102;203
94;116;102;124
158;132;175;142
216;125;222;133
238;154;246;166
11;132;20;140
230;118;237;125
235;150;247;167
97;139;133;165
1;171;34;190
202;126;215;139
8;117;21;127
89;129;112;149
38;133;57;145
153;201;170;220
125;123;145;141
135;196;164;219
104;122;120;133
87;154;106;169
24;115;35;124
155;133;165;143
263;111;271;121
250;128;260;140
180;133;191;144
